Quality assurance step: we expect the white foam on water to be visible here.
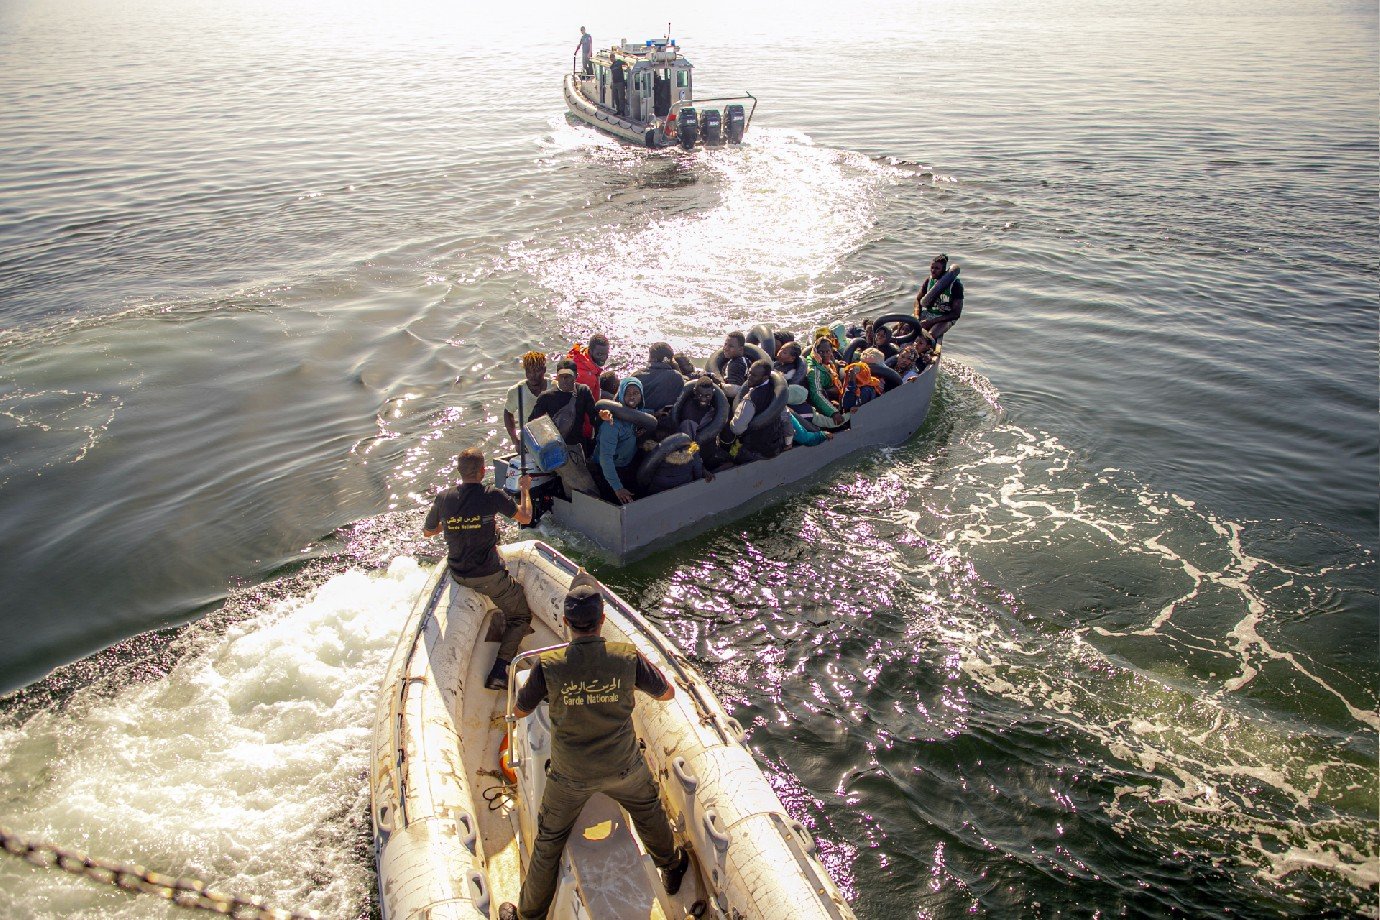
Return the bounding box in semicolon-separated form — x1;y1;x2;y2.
0;387;125;487
0;556;431;919
517;127;905;351
882;412;1378;904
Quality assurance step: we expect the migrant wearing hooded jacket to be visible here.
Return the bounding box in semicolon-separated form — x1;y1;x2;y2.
595;377;644;493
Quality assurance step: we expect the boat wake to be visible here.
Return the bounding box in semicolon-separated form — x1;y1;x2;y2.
0;552;431;920
519;124;908;355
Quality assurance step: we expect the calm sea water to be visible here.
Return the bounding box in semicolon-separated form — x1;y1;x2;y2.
0;0;1375;917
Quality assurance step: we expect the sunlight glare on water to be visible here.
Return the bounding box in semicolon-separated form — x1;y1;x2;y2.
518;124;903;353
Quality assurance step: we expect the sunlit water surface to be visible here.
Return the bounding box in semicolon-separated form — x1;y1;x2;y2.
0;0;1375;918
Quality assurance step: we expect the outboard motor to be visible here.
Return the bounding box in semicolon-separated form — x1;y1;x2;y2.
701;108;722;145
724;104;746;144
677;107;699;149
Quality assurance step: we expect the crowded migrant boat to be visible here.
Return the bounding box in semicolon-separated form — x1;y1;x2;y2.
499;256;963;520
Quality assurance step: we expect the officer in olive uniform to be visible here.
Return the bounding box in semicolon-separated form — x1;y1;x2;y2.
915;252;964;339
498;573;690;920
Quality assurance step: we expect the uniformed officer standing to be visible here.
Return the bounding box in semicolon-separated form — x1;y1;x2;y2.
422;447;533;691
498;573;690;920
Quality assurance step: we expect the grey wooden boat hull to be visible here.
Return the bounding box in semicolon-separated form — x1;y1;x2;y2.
543;362;938;563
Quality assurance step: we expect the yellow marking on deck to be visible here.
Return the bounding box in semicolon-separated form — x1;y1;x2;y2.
582;819;613;841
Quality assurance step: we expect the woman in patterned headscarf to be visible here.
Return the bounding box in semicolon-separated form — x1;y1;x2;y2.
804;334;846;429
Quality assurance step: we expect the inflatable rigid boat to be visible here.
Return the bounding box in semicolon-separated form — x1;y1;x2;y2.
564;35;755;149
370;541;854;919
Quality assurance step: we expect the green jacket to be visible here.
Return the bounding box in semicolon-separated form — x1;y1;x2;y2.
804;355;841;416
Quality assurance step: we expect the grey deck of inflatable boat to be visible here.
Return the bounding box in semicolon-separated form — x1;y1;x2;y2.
543;361;938;563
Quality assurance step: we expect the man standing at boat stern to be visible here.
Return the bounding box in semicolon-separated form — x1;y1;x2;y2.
576;26;593;75
499;576;690;920
422;447;533;691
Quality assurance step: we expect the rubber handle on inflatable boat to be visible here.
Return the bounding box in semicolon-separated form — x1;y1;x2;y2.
790;820;817;854
456;811;477;853
469;872;491;916
672;756;700;793
703;810;733;852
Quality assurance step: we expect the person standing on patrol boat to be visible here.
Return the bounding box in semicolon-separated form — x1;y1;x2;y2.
422;447;533;691
915;252;964;339
575;26;593;76
498;573;690;920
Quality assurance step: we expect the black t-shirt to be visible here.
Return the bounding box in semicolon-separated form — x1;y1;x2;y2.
424;483;516;578
529;384;597;445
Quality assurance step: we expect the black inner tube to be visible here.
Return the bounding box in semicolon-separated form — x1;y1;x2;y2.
705;342;771;378
841;336;868;363
775;358;807;386
736;371;789;431
670;382;729;445
918;266;961;311
594;398;657;430
746;324;775;351
635;432;694;491
873;313;923;346
871;363;904;392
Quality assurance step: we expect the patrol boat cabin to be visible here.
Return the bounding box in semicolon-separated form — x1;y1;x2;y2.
564;35;756;149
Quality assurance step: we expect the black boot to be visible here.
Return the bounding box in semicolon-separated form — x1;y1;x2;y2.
660;846;690;895
484;657;510;691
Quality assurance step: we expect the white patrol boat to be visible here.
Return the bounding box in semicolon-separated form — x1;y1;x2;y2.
564;32;756;149
371;541;855;919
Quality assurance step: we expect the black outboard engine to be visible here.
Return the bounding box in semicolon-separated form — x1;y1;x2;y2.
701;108;722;145
677;107;699;149
724;104;746;144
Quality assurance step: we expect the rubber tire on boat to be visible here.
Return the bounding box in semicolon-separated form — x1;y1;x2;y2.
735;371;789;431
595;398;658;430
871;363;904;392
917;266;961;311
705;342;771;378
746;324;775;351
635;433;694;491
841;337;869;363
872;313;923;346
670;382;729;445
